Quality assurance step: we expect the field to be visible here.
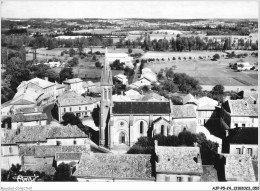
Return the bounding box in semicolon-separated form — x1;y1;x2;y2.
143;51;258;87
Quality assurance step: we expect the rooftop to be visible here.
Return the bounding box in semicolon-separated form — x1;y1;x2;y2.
1;125;88;144
10;113;48;122
228;100;258;116
112;102;171;114
14;106;43;114
229;128;258;145
21;164;56;175
171;105;196;118
56;91;98;106
183;94;198;105
197;96;218;110
140;92;167;102
74;153;153;179
155;146;203;175
224;154;256;182
63;78;83;84
55;152;82;161
124;89;141;100
18;77;55;89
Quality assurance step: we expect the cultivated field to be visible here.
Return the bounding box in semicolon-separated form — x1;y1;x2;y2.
143;51;258;86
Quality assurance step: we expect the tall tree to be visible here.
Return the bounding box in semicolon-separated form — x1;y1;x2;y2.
59;67;74;82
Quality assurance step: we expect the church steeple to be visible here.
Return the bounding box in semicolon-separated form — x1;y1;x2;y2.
101;47;113;86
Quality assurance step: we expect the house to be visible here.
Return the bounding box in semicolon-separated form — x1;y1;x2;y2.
223;154;256;181
220;100;258;129
112;94;132;102
171;105;198;135
54;91;99;122
107;53;133;67
197;96;219;126
1;125;90;170
16;77;56;105
73;152;154;181
113;74;128;85
124;89;141;100
140;68;157;82
140;92;168;102
228;128;258;160
237;90;258;103
154;141;203;182
183;93;198;105
83;81;96;92
1;100;13;116
1;113;48;130
129;78;151;89
63;78;85;95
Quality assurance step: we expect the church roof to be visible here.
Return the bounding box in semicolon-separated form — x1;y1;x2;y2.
73;153;153;179
112;102;171;114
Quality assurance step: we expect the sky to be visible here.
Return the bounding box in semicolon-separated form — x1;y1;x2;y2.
1;0;259;19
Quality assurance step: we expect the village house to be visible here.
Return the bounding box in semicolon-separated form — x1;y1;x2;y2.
228;127;258;160
154;141;203;182
113;74;128;85
1;113;48;130
54;91;99;122
236;89;258;103
73;152;154;182
171;105;198;135
83;81;96;92
196;96;219;126
223;154;256;182
140;68;157;82
140;92;168;102
220;100;258;129
107;52;133;67
15;77;56;105
124;89;141;100
129;78;151;89
55;82;65;98
63;78;85;95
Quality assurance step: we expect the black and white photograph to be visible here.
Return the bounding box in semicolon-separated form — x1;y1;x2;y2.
0;0;259;190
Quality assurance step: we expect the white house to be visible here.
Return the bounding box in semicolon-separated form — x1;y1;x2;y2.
114;74;128;85
63;78;85;95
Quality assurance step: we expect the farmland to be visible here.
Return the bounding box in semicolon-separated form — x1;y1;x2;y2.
143;51;258;86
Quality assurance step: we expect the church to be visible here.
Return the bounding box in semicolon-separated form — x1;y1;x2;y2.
99;48;196;150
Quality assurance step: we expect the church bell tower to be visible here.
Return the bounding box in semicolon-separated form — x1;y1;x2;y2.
99;47;113;146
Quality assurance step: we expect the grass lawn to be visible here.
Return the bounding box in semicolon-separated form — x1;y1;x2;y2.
143;51;258;86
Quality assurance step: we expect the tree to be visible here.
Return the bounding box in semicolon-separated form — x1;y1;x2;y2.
67;57;79;67
62;112;82;125
95;61;102;67
128;48;133;54
213;54;220;60
178;129;197;146
212;84;224;95
69;48;76;57
54;163;77;181
59;67;73;82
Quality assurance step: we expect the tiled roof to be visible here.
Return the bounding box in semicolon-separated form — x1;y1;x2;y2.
18;78;55;89
11;113;48;122
63;78;83;84
55;152;82;161
113;102;171;114
125;89;141;100
197;97;218;110
171;105;196;118
112;94;132;102
201;165;218;182
224;154;256;181
35;146;62;157
238;90;258;100
47;125;88;139
244;96;257;104
21;164;56;175
140;92;168;102
183;94;198;105
10;94;36;105
155;146;203;175
228;100;258;116
83;81;96;88
19;146;37;156
56;91;97;106
61;145;90;153
230;128;258;144
15;107;43;114
2;125;88;144
74;153;153;179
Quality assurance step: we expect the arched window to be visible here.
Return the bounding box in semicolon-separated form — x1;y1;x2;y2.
140;121;144;134
161;125;164;135
119;132;126;144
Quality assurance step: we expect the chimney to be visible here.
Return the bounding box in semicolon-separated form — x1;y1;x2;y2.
237;87;240;93
197;153;202;164
154;140;158;147
45;77;49;81
225;130;229;137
